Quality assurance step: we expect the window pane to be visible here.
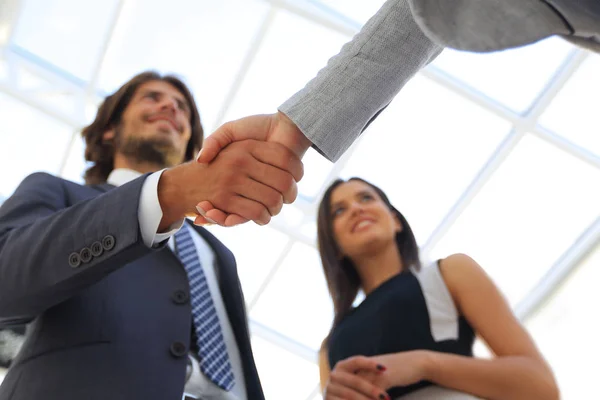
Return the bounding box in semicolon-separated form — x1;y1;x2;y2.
340;75;511;243
11;0;120;80
59;134;86;184
0;93;73;198
97;0;270;132
250;242;332;350
429;134;600;306
431;37;574;113
526;243;600;399
539;53;600;157
59;97;104;184
298;148;336;201
315;0;387;24
222;8;350;121
0;57;7;80
271;204;307;232
207;224;290;304
0;60;85;120
251;335;319;400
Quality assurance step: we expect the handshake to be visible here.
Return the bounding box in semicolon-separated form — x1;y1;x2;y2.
157;112;312;231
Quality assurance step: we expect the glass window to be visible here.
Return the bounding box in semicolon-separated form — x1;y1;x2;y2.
11;0;121;80
298;148;337;201
526;243;600;399
429;134;600;306
207;224;290;305
0;92;73;198
0;57;7;80
59;134;86;184
251;335;319;400
539;53;600;157
250;242;333;351
314;0;387;25
431;37;574;113
340;74;511;244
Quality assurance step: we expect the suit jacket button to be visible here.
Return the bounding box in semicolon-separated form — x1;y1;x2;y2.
102;235;115;251
80;247;92;263
172;290;189;305
90;241;103;257
170;342;187;358
68;252;81;268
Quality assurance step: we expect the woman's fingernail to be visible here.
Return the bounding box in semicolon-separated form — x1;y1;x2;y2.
377;364;386;371
195;149;203;161
379;394;386;400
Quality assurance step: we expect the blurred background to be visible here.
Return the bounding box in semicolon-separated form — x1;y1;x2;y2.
0;0;599;398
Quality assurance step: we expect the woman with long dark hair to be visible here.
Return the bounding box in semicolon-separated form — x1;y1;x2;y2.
316;177;558;400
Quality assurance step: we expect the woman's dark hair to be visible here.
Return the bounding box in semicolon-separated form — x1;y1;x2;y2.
317;177;421;346
81;71;203;184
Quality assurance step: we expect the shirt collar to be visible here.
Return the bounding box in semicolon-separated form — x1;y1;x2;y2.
106;168;143;187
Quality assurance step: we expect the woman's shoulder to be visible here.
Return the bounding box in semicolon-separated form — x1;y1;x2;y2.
435;254;490;312
438;253;485;278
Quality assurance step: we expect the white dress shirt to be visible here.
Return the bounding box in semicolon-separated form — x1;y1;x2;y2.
107;169;247;400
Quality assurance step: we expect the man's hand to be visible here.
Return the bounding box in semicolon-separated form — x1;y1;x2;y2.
194;112;312;226
198;112;312;164
157;139;303;231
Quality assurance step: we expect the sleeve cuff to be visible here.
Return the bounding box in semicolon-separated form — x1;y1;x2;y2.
138;170;184;248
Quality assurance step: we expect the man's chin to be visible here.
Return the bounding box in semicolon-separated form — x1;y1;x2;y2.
118;138;182;168
163;153;185;168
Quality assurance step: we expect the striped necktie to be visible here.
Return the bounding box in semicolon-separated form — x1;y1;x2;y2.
174;225;235;391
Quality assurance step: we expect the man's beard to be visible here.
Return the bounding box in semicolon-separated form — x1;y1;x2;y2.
114;125;183;168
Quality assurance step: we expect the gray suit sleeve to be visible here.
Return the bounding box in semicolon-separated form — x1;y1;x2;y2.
0;173;155;322
278;0;443;162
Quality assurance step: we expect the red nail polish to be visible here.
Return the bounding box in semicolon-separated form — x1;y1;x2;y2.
377;364;386;372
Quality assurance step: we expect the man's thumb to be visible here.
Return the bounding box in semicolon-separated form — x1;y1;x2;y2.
196;135;223;163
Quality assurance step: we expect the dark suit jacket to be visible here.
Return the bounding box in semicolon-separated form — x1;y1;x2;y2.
0;172;264;400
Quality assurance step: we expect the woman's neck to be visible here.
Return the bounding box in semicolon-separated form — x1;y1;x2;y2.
353;242;404;295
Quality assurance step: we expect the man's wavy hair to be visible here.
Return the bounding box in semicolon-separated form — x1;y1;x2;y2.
82;71;204;184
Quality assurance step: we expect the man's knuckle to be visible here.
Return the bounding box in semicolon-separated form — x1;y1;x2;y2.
260;210;271;224
231;156;247;169
275;174;294;192
266;193;282;210
246;207;261;221
285;176;296;191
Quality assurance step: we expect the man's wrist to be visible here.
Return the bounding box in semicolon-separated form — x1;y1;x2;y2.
157;167;186;232
273;111;312;158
